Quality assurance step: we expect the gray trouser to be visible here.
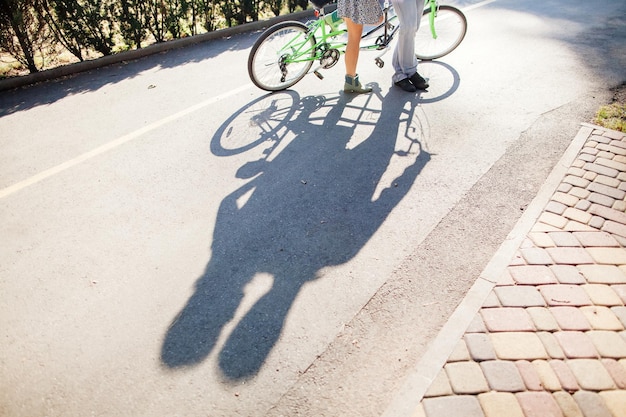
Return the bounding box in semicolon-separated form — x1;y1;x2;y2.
391;0;425;83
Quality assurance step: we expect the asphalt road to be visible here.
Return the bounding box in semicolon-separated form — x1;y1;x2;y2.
1;1;625;416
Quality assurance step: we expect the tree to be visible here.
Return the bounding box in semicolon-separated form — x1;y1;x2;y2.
50;0;116;56
117;0;148;49
0;0;48;73
287;0;308;13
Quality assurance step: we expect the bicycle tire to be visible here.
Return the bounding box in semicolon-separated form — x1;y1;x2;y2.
248;21;316;91
415;5;467;61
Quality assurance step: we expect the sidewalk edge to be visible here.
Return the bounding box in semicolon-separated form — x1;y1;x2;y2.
380;123;595;417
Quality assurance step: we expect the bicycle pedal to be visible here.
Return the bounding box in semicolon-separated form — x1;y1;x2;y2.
314;71;324;80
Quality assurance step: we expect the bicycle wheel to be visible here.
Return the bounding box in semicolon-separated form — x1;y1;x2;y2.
248;21;316;91
415;5;467;61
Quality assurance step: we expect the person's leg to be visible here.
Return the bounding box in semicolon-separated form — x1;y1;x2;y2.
343;17;372;93
391;0;419;84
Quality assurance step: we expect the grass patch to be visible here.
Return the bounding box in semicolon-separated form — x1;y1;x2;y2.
593;83;626;132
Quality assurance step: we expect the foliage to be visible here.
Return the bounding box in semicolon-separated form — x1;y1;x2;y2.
0;0;49;73
0;0;314;76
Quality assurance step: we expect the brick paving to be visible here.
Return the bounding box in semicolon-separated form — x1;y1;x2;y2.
409;126;626;417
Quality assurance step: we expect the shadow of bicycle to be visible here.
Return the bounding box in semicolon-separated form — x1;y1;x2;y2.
160;84;432;382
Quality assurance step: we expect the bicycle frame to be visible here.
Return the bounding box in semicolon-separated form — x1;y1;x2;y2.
287;0;442;66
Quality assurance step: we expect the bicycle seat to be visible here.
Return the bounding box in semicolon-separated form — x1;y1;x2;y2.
310;0;335;8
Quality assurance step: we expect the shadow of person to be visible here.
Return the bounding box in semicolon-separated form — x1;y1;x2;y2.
161;86;431;381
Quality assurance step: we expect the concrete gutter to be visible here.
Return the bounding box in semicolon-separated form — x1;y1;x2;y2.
0;9;314;92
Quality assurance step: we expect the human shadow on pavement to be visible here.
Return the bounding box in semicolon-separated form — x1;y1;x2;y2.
161;86;431;381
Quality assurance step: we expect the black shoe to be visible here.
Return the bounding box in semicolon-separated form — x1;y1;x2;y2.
409;72;429;90
394;78;417;92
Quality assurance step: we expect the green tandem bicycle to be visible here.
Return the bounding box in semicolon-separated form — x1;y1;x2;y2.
248;0;468;91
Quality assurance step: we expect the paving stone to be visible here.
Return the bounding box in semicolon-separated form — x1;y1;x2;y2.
448;339;471;362
538;331;566;359
597;156;626;172
551;265;587;285
588;181;626;200
445;361;490;394
480;360;526;392
589;203;626;224
602;358;626;389
581;306;625;330
482;291;501;308
614;200;626;212
481;307;535;332
540;212;569;229
546;200;568;215
585;162;620;178
579;265;626;284
575;199;592;212
422;395;484;417
588;192;615;207
569;186;591;200
520;247;554;265
539;284;593;306
582;146;600;156
528;232;555;248
509;252;526;266
595;174;622;188
589;216;607;230
424;368;453;397
466;314;487;333
490;332;548;360
613;284;626;303
553;391;584;417
533;222;562;233
586;247;626;265
597;150;617;159
568;359;617;390
563;207;593;225
499;269;518;285
567;166;585;177
612;306;626;328
509;265;557;285
465;333;497;361
607;131;626;141
564;220;596;232
549;360;580;392
574;391;614;417
550;306;592;330
582;284;624;306
494;286;546;307
599;390;626;416
516;360;544;390
553;331;598;358
516;391;563;417
573;231;621;247
478;392;524;417
546;247;596;265
532;359;562;391
527;307;560;331
549;232;582;247
587;330;626;358
564;175;591;188
580;153;599;163
603;220;626;238
552;191;579;207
